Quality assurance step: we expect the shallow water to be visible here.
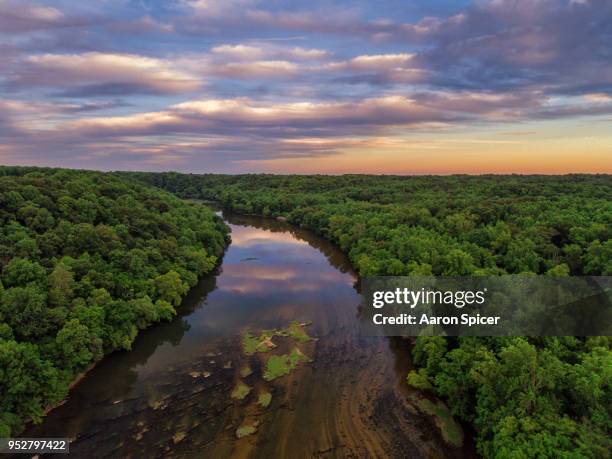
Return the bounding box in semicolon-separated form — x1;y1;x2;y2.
25;213;471;458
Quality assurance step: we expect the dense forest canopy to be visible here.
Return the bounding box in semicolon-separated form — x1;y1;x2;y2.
129;173;612;277
128;171;612;458
0;167;228;436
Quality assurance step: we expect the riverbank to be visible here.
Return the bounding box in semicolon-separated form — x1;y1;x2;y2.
42;363;96;417
28;206;232;431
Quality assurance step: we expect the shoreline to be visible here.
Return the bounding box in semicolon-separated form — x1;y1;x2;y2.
43;361;98;416
32;207;232;427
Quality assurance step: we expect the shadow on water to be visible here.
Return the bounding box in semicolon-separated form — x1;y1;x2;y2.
22;211;475;459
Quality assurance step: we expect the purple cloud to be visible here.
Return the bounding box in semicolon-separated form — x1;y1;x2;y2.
1;0;611;172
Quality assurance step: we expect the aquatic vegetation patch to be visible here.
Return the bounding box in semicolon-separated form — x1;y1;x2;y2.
258;390;272;408
231;381;251;400
242;331;277;355
236;419;260;439
263;355;291;381
263;348;311;381
284;321;313;342
290;347;311;366
242;332;258;355
242;322;314;356
240;364;253;378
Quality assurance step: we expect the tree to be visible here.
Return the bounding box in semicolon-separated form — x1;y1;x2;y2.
443;249;476;275
584;240;612;275
47;264;75;307
54;319;100;371
153;271;188;306
2;258;46;288
0;287;51;340
546;263;570;276
0;340;63;435
504;238;542;273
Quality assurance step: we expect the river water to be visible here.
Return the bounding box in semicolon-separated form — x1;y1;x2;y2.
25;213;471;458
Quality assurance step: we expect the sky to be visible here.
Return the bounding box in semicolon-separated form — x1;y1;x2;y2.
1;0;611;174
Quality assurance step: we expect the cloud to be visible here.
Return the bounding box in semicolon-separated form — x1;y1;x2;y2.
211;43;329;60
324;53;427;85
409;0;612;96
213;60;300;78
106;15;174;35
1;90;534;167
332;54;415;71
243;9;360;34
55;91;542;142
0;98;129;139
179;43;330;81
183;0;258;17
0;1;70;33
211;44;266;59
1;85;604;170
195;49;426;85
285;47;329;60
583;93;612;103
6;52;202;95
176;0;612;98
176;0;370;38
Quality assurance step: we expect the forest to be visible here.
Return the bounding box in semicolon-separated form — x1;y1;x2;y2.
128;171;612;458
1;168;610;457
0;167;228;436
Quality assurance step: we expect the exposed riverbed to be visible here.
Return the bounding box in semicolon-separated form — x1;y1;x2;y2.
24;212;473;458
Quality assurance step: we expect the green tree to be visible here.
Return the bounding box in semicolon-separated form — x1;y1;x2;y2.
47;265;75;307
0;340;63;435
2;258;46;288
153;271;188;306
54;319;101;371
0;287;51;340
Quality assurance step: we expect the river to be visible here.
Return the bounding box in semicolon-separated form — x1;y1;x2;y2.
24;212;472;458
